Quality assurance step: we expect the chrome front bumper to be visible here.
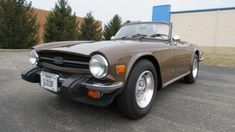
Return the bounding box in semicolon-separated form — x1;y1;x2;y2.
22;66;124;94
199;57;204;61
21;66;124;106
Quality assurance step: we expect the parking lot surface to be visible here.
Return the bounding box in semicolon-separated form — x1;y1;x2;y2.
0;52;235;132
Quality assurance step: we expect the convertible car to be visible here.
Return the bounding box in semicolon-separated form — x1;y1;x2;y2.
22;22;203;119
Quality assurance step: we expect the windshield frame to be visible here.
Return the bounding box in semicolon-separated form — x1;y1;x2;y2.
114;22;172;41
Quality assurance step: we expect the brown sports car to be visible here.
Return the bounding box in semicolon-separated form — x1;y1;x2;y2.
22;22;203;119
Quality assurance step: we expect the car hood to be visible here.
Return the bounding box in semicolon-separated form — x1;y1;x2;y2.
34;40;143;56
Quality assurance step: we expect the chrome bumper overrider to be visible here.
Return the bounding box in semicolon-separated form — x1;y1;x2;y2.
81;81;123;94
199;57;204;61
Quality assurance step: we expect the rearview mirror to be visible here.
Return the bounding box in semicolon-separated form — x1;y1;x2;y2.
173;35;180;41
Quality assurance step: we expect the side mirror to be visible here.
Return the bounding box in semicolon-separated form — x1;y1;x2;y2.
173;35;180;41
111;36;115;40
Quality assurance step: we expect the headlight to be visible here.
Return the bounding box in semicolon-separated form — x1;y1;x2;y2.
89;54;108;79
29;49;39;65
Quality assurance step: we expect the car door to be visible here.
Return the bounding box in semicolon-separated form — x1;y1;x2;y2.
154;42;175;84
173;41;191;77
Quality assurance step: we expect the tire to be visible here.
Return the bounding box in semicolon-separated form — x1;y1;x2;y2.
184;54;199;84
117;59;157;119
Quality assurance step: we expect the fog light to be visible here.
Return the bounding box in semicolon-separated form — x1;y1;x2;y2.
87;89;101;99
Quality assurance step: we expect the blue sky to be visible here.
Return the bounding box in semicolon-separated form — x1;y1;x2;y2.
29;0;235;24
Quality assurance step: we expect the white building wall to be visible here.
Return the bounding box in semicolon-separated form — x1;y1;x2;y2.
171;10;235;48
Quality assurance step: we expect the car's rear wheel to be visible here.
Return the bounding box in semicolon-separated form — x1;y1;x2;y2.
117;59;157;119
184;54;199;83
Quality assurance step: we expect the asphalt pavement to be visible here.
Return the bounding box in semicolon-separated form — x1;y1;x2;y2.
0;51;235;132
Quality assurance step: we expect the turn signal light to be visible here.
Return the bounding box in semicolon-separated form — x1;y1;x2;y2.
87;89;100;99
116;65;126;74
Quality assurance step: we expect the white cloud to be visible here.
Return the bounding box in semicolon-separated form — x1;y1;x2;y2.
29;0;235;24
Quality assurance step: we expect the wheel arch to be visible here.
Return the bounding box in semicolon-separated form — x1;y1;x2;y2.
125;54;163;91
195;50;199;57
189;49;200;70
191;49;200;62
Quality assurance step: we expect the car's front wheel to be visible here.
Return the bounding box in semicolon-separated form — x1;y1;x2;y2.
117;59;157;119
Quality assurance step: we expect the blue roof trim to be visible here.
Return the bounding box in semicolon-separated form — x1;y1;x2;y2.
153;4;171;8
171;7;235;14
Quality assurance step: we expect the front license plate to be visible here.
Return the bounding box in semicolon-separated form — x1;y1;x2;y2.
40;71;58;92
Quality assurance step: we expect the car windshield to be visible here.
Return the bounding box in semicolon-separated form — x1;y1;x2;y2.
114;23;170;40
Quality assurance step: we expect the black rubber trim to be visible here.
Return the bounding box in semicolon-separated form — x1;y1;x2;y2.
60;75;122;106
21;66;41;83
61;89;120;107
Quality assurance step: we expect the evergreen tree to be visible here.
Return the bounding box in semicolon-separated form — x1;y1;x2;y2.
79;12;102;41
0;0;39;49
103;15;122;40
43;0;79;42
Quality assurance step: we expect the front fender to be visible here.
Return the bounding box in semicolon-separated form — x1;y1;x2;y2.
124;53;158;81
104;52;156;83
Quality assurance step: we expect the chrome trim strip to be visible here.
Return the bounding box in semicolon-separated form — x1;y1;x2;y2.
81;81;124;94
39;62;90;74
163;72;190;88
199;57;204;61
64;59;89;65
40;57;54;61
40;57;89;65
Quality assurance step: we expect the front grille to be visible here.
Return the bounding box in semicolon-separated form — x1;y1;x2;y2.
38;51;90;69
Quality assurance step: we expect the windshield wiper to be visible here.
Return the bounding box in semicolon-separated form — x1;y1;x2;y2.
131;34;148;40
150;33;168;38
120;35;132;39
117;34;148;40
132;34;148;38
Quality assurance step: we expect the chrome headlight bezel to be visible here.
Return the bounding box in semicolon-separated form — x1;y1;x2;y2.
29;49;39;65
89;54;109;79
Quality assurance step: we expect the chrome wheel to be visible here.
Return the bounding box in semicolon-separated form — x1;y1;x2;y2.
135;70;154;109
192;59;198;78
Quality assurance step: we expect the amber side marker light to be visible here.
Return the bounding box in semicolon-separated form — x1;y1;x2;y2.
87;89;101;99
116;65;126;75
